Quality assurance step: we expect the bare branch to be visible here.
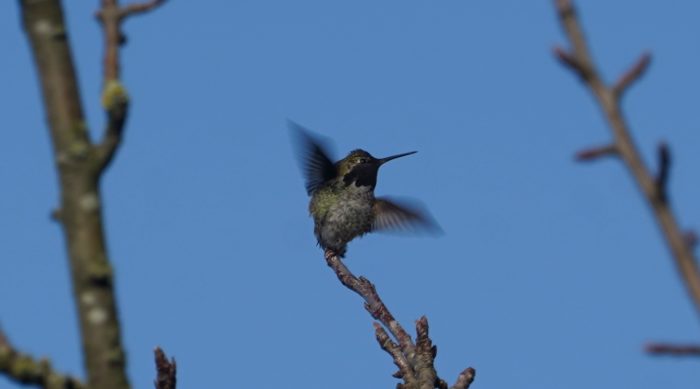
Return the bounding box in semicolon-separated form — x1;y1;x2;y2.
613;52;652;98
552;0;700;320
154;347;177;389
324;250;475;388
0;326;85;389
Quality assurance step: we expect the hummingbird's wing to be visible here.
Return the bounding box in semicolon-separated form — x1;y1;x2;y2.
288;120;337;195
372;197;441;233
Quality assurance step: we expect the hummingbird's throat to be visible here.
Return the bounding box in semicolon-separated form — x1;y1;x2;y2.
343;164;379;189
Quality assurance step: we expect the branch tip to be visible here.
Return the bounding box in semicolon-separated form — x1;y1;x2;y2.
154;347;177;389
451;367;476;389
415;316;430;346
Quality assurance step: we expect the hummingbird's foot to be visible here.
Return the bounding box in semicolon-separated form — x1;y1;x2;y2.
324;248;344;259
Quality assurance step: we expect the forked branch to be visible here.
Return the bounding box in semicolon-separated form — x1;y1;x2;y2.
15;1;168;388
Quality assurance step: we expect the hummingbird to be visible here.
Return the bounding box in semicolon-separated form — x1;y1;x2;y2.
290;121;438;257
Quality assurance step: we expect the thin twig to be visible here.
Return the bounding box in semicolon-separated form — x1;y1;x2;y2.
575;144;618;162
613;52;652;98
553;0;700;320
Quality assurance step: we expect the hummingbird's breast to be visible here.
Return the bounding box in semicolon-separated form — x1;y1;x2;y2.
309;181;375;255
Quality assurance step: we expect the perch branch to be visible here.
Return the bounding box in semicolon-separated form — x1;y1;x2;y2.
324;249;474;388
553;0;700;320
153;347;177;389
0;327;85;389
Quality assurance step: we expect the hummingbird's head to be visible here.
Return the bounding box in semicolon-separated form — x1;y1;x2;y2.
338;149;417;188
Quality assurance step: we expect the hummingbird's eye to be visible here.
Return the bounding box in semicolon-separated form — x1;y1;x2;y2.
357;158;368;164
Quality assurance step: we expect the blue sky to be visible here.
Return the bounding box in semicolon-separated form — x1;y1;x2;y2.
2;1;700;388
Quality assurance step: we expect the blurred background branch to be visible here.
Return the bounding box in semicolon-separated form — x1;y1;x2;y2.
552;0;700;351
11;1;169;388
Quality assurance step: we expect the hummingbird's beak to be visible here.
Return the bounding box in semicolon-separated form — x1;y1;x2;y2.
378;151;417;165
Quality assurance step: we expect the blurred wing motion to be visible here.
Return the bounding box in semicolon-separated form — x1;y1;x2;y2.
288;120;337;195
372;197;442;234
